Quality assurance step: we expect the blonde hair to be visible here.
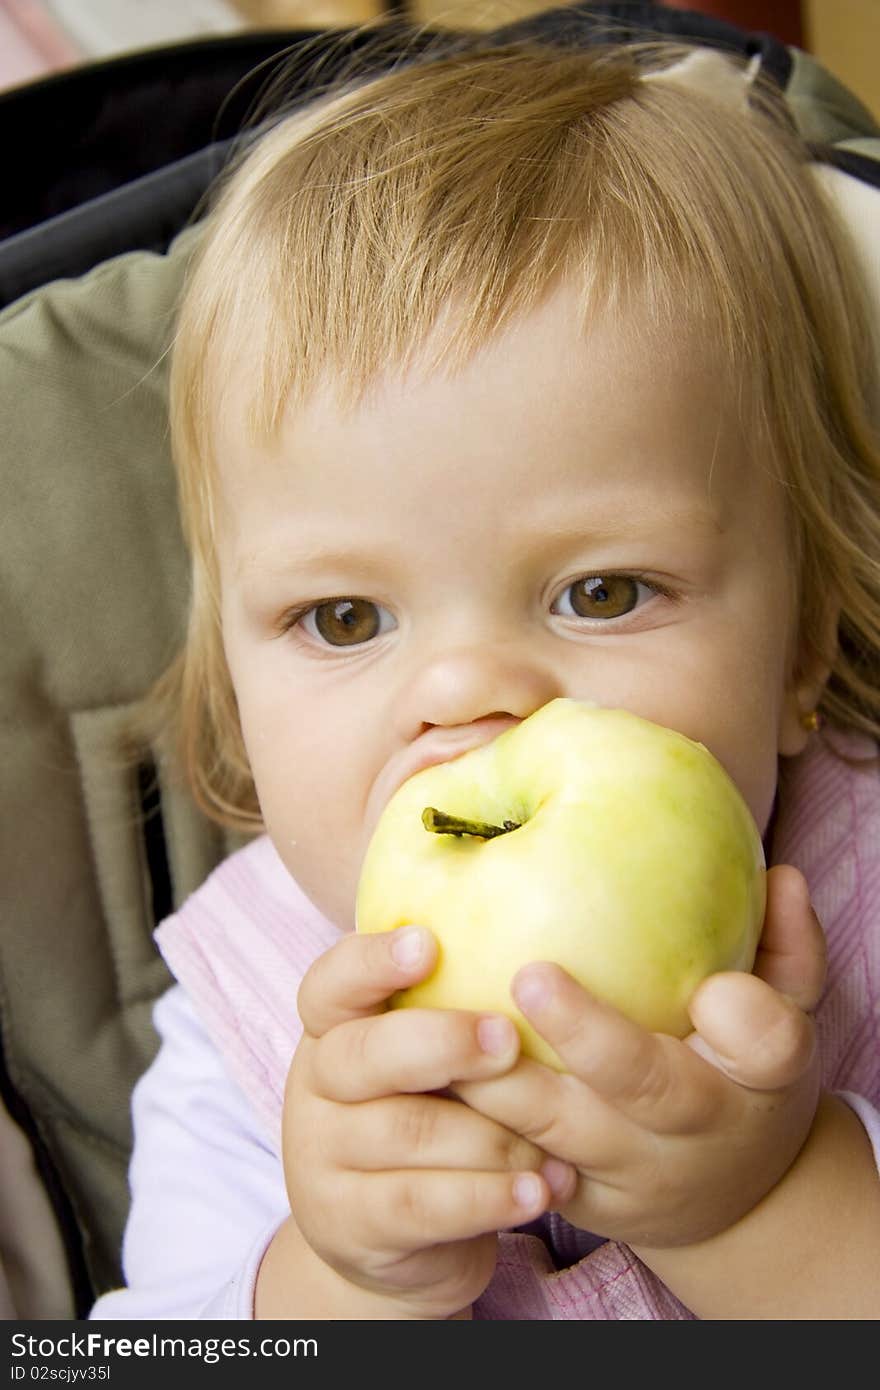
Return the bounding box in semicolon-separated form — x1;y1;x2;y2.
156;32;880;831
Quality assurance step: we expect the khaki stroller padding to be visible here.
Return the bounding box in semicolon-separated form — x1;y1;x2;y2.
0;16;877;1318
0;227;244;1305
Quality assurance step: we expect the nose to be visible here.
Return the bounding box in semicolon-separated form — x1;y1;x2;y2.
393;641;563;740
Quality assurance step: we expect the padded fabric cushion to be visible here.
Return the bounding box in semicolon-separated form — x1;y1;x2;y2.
0;227;239;1298
0;32;307;241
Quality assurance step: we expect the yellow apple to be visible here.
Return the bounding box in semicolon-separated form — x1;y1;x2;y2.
355;698;766;1068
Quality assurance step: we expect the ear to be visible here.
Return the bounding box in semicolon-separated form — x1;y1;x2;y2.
778;601;840;757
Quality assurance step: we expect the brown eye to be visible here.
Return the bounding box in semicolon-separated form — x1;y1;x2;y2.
560;575;641;619
307;598;391;647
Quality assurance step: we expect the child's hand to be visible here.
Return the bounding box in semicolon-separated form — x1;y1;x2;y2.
453;865;825;1251
271;925;575;1320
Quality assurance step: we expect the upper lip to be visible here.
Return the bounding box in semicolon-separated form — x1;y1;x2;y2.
367;715;521;826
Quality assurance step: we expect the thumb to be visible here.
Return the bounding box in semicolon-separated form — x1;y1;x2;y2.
686;970;816;1090
752;865;826;1010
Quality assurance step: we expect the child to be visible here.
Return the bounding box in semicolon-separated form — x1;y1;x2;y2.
91;32;880;1320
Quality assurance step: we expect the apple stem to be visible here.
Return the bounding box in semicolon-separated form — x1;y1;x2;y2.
422;807;521;839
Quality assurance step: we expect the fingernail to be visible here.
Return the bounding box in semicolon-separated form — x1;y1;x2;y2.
390;925;427;969
513;1174;545;1213
477;1015;517;1057
541;1157;575;1200
687;1033;736;1075
512;966;554;1015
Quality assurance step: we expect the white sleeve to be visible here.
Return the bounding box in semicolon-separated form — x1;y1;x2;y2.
89;985;289;1320
838;1091;880;1175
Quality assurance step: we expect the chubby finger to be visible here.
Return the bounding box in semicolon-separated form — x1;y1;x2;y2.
326;1090;558;1181
509;962;724;1133
353;1166;555;1251
456;1055;642;1174
687;970;817;1089
752;865;826;1011
310;1006;521;1100
298;926;438;1036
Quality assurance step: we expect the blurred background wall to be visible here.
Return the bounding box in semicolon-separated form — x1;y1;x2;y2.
1;1;878;117
237;1;880;117
802;0;878;119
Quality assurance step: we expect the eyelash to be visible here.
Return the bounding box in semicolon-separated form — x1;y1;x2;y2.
278;573;678;649
276;598;396;648
550;573;677;622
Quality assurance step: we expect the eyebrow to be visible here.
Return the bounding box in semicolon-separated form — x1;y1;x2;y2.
234;502;724;583
234;544;395;582
507;496;727;554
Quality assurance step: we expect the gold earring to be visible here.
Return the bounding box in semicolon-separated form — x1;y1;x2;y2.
800;709;821;733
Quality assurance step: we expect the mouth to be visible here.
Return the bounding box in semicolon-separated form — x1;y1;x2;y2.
367;715;521;827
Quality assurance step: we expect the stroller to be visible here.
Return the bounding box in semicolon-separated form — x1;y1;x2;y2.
0;2;877;1317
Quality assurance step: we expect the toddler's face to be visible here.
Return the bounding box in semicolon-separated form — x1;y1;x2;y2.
214;286;821;928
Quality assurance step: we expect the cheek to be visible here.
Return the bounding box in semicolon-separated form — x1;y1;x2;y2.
657;705;779;838
722;731;780;838
692;658;787;837
236;689;370;928
628;634;787;837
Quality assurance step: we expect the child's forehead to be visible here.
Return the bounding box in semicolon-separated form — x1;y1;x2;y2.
180;39;855;545
213;287;767;537
224;281;735;445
